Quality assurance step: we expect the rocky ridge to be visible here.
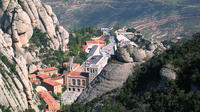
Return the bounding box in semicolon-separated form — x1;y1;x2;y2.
0;0;69;111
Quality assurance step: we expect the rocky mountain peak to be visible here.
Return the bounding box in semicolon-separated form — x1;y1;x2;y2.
0;0;69;111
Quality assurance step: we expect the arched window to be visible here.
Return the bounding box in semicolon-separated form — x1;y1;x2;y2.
82;80;86;86
72;79;76;85
77;79;80;86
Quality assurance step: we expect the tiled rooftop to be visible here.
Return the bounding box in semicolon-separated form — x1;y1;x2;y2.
66;72;88;78
38;90;60;111
51;76;63;80
86;41;99;44
43;80;62;86
82;45;88;51
63;62;68;66
37;74;51;79
28;74;36;78
40;67;58;72
30;79;40;83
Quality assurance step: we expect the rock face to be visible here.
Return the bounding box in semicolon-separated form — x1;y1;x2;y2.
160;64;176;81
115;40;164;63
77;63;135;103
115;47;133;63
0;0;69;111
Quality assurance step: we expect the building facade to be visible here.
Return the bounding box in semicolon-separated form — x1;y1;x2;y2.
85;55;107;83
64;72;88;92
42;80;62;95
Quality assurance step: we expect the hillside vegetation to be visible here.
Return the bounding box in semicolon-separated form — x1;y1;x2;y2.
64;32;200;111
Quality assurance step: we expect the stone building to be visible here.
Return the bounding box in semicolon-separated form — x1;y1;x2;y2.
42;80;62;95
85;55;107;83
64;72;88;92
51;75;64;85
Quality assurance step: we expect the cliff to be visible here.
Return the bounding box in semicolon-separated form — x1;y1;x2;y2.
0;0;69;111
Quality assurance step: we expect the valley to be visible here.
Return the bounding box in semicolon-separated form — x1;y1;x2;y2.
43;0;200;40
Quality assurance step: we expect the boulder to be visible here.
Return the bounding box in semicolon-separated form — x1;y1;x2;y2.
160;64;176;81
115;47;133;63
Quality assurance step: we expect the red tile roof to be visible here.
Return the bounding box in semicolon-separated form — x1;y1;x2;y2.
86;41;99;44
38;90;60;111
63;62;68;66
40;67;58;72
28;74;36;78
37;74;51;79
86;40;105;45
82;45;88;51
30;79;40;83
51;76;63;80
66;72;87;78
96;40;105;43
43;80;62;86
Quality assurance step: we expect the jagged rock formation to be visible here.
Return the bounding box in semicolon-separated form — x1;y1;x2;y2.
115;47;133;63
77;63;135;103
0;0;69;111
116;37;165;63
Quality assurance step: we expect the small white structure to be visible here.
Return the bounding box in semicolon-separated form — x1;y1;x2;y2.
85;55;107;83
116;31;138;47
35;86;48;93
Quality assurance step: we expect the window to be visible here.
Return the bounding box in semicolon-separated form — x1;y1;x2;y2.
73;88;75;91
78;89;80;92
72;79;76;85
77;79;80;86
82;80;86;86
93;69;94;73
90;69;93;73
87;68;89;71
69;88;71;91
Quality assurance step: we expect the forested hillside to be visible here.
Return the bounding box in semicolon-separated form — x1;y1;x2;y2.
64;32;200;111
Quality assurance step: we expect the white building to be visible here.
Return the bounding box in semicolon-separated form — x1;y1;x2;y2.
85;55;107;83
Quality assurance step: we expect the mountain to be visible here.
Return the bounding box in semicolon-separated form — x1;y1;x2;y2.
66;32;200;111
43;0;200;40
0;0;69;111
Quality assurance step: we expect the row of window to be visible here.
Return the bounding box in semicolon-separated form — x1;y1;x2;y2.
72;79;86;86
68;88;84;92
87;68;98;74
